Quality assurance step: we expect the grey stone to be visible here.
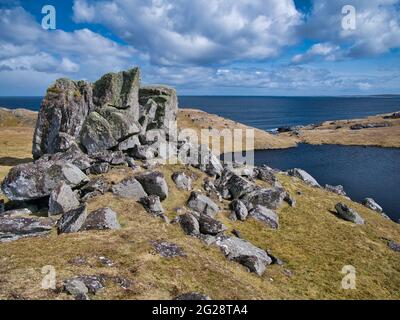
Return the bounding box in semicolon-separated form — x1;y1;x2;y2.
1;159;89;201
131;145;156;160
63;279;89;300
177;213;200;236
118;135;141;151
174;293;211;300
335;203;365;225
151;240;186;258
171;172;192;191
0;216;53;242
81;207;120;231
89;162;110;175
215;236;272;276
48;183;80;216
249;205;279;229
187;192;219;217
111;176;147;200
288;168;320;187
75;275;106;295
215;169;256;200
241;187;286;211
199;214;227;235
57;205;88;234
32;79;93;159
325;184;347;196
254;165;277;184
80;177;109;199
362;198;383;213
136;171;169;201
140;195;165;219
230;199;248;221
388;241;400;252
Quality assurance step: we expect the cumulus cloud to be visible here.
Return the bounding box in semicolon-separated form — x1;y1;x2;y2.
292;43;342;64
72;0;302;65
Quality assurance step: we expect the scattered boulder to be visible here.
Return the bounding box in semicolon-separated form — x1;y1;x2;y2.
118;135;140;151
136;171;169;200
215;236;272;276
230;200;248;221
139;195;166;220
388;241;400;252
325;184;347;196
254;165;277;184
187;192;219;217
89;162;110;175
79;177;109;201
81;208;120;231
131;145;157;160
288;168;320;187
215;169;256;200
75;275;106;295
171;172;192;191
48;183;80;216
63;278;89;300
57;205;88;234
362;198;383;213
241;187;286;210
151;240;186;258
350;123;390;130
111;176;147;200
198;214;227;235
174;292;211;300
176;213;200;236
1;160;89;201
249;205;279;229
335;203;364;225
0;217;53;242
203;178;222;201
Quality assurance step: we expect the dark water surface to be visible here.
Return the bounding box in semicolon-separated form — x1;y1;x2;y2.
225;144;400;221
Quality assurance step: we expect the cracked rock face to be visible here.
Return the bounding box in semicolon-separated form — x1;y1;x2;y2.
0;217;53;242
136;171;169;201
335;203;365;225
57;205;88;234
81;208;120;231
187;192;219;217
48;183;80;216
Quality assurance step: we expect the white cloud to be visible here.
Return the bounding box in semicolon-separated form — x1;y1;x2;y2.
292;43;342;64
72;0;302;65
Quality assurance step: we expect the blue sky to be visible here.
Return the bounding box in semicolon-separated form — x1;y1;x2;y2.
0;0;399;96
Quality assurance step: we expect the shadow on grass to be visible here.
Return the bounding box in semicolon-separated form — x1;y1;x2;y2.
0;157;32;166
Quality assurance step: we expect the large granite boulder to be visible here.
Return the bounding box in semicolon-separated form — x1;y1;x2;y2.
139;195;166;220
230;199;249;221
81;208;120;231
362;198;383;213
111;176;147;200
32;79;93;159
176;213;200;236
325;184;347;196
215;236;272;276
198;214;227;235
0;216;53;242
241;187;286;211
249;205;279;229
335;203;365;225
1;159;89;201
187;192;219;217
215;169;256;199
48;183;80;216
288;168;320;187
57;205;88;234
171;172;192;191
136;171;169;201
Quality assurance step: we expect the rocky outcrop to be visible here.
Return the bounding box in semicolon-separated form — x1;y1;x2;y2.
111;176;147;200
335;203;364;225
325;184;347;196
171;172;192;191
362;198;383;213
215;236;272;276
136;171;169;201
350;123;390;130
288;168;320;187
0;216;53;242
241;187;286;211
176;213;200;236
215;169;256;200
81;208;120;231
198;214;227;235
139;195;166;220
249;205;279;229
230;199;248;221
57;205;88;234
48;183;80;216
1;159;89;201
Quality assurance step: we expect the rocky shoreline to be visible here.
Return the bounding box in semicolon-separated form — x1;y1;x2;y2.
0;67;399;300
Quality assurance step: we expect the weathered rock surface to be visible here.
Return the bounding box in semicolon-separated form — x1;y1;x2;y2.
176;213;200;236
187;192;219;217
335;203;365;225
174;292;211;300
1;160;89;201
215;169;256;200
63;278;90;300
199;214;227;235
81;208;120;231
57;205;88;234
325;184;347;196
230;199;248;221
249;205;279;229
362;198;383;213
0;216;53;242
288;168;320;187
48;183;80;216
89;162;110;175
140;195;166;220
136;171;168;201
241;187;286;211
111;176;147;200
32;79;93;159
151;240;186;258
215;236;272;276
79;177;109;201
172;172;192;191
254;165;277;184
388;240;400;252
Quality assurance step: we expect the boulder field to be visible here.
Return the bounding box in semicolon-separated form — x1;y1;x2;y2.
0;67;398;300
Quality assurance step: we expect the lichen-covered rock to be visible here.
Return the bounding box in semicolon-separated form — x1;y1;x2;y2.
249;205;279;229
118;135;141;151
254;165;277;184
215;169;256;199
215;236;272;276
111;176;147;200
63;278;90;300
230;199;248;221
335;203;365;225
57;205;88;234
187;192;219;217
131;145;157;160
48;183;80;216
1;159;89;201
136;171;169;201
81;208;120;231
288;168;320;187
139;85;178;134
171;172;192;191
139;195;165;219
89;162;110;175
151;240;186;258
325;184;347;196
198;214;227;235
176;213;200;236
0;216;53;242
79;177;109;201
241;187;286;211
32;78;93;159
362;198;383;213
